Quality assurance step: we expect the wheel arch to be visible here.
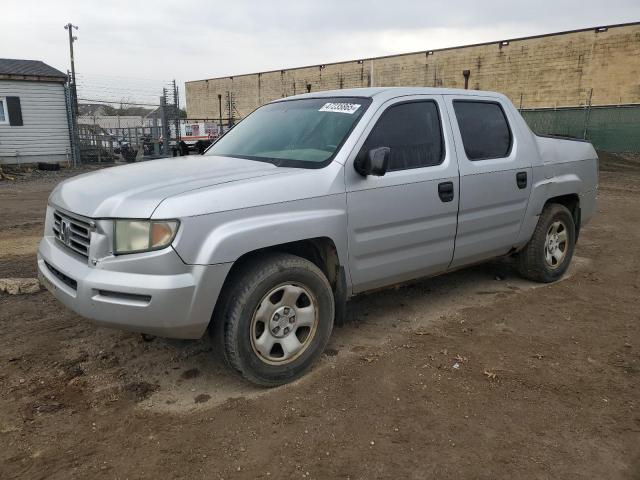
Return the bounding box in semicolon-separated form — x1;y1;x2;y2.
516;171;584;247
542;193;581;240
226;237;342;289
211;237;348;332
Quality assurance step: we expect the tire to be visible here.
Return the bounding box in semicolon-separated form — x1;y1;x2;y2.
212;253;334;386
517;203;576;283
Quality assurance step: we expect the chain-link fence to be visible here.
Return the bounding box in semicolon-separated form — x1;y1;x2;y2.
67;75;192;164
521;104;640;153
67;72;639;162
75;123;166;163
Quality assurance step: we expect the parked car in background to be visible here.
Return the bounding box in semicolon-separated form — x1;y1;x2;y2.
170;119;223;155
38;87;598;386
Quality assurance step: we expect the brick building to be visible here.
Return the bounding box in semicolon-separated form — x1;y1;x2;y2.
185;22;640;120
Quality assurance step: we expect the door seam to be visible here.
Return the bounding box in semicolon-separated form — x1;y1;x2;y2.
442;99;462;270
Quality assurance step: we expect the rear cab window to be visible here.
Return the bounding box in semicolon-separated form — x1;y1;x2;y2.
453;100;512;160
358;100;444;171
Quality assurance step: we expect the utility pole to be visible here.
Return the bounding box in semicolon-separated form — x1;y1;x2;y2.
218;94;223;133
370;59;374;87
583;88;593;140
172;79;180;142
64;23;79;114
160;89;169;155
225;91;235;126
173;80;179;111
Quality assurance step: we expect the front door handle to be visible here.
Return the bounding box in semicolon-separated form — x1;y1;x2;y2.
516;171;528;189
438;181;454;202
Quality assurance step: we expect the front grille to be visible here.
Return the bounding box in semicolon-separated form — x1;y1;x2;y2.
52;210;92;258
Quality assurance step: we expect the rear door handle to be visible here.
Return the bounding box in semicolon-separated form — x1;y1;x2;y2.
438;181;454;202
516;171;528;189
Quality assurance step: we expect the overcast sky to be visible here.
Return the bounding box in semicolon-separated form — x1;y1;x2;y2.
3;0;639;106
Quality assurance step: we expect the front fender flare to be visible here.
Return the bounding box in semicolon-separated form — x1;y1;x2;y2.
173;198;349;270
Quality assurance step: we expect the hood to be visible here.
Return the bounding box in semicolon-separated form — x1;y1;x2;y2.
49;156;287;218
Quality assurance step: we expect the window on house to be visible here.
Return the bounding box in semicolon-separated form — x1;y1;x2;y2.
453;100;512;160
0;98;7;125
358;101;444;171
0;97;23;126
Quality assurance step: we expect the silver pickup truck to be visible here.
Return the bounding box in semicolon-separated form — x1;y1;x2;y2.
38;87;598;385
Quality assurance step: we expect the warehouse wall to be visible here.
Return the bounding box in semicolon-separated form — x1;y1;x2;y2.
0;80;70;165
186;22;640;118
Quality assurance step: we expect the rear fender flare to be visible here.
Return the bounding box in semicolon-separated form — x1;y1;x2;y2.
516;173;583;246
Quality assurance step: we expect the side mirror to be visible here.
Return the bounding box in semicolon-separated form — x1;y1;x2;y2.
354;147;390;177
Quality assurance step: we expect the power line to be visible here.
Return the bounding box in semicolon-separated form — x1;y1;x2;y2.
77;98;160;107
75;71;177;105
75;72;174;84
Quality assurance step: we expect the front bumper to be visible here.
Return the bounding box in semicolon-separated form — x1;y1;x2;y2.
37;236;232;339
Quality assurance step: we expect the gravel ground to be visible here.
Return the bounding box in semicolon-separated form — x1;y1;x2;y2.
0;155;638;479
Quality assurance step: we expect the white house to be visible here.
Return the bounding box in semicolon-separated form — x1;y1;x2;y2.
0;59;71;165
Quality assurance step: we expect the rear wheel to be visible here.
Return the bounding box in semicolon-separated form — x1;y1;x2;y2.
213;253;334;386
517;203;576;283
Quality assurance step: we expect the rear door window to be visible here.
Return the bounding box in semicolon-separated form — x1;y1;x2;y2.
359;101;444;171
453;101;512;160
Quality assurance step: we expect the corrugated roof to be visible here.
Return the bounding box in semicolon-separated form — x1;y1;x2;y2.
0;58;67;79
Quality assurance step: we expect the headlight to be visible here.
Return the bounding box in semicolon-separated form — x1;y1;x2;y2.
114;219;179;255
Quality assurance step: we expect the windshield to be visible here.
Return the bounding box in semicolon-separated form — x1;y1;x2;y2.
205;97;371;168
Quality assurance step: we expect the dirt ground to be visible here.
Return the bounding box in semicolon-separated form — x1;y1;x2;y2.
0;155;638;479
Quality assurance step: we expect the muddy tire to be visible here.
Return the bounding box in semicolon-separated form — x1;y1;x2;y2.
517;203;576;283
212;253;334;386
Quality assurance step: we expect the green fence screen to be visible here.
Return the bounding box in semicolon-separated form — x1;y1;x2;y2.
521;104;640;153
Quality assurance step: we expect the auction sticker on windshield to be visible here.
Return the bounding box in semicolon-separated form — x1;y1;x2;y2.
319;103;361;114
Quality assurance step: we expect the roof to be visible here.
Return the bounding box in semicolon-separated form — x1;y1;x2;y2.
0;58;67;81
280;86;505;103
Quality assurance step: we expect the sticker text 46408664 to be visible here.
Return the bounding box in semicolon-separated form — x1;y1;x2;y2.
318;103;361;114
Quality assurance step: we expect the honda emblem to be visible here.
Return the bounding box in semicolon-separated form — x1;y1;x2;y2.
60;219;72;246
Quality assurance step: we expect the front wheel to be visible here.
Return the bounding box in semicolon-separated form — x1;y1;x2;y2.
517;203;576;283
213;253;334;386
